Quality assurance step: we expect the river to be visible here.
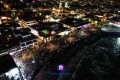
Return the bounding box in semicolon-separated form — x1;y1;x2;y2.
73;36;120;80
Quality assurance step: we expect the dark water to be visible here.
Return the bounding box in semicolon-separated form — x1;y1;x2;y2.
75;36;120;80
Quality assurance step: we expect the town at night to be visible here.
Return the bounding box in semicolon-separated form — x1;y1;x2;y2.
0;0;120;80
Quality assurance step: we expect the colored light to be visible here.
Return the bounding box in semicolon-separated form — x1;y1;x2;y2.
58;64;64;71
41;30;49;35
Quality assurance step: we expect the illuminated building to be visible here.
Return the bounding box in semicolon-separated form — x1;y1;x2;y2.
61;18;90;29
0;54;23;80
109;17;120;27
101;13;107;22
0;16;11;24
59;0;63;10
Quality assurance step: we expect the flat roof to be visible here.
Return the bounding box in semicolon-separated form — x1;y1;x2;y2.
111;17;120;22
0;29;19;52
61;18;90;27
0;22;20;29
0;54;17;75
38;22;67;31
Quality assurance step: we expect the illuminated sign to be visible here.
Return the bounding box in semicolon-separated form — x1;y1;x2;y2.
58;64;64;71
78;24;90;28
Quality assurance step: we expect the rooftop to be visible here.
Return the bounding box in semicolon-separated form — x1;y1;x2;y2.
0;29;19;51
0;22;20;29
61;18;90;27
0;54;17;75
111;17;120;22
